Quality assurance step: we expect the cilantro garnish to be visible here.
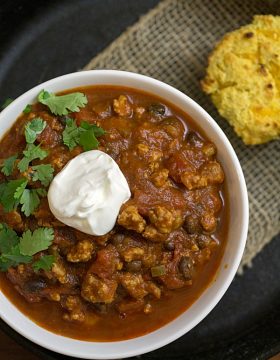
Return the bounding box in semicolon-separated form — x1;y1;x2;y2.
18;144;48;172
33;255;55;272
19;188;42;217
0;178;27;212
19;228;54;256
0;247;32;271
31;164;54;186
25;118;46;144
0;224;54;271
1;154;18;176
0;178;46;216
1;98;13;110
14;179;28;200
0;224;19;253
0;223;32;271
79;121;105;151
62;119;105;152
62;118;80;150
23;104;32;114
38;90;88;116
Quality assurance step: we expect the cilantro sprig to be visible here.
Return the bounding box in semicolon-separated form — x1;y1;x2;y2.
18;144;48;172
0;119;54;216
23;104;32;114
0;178;46;216
1;154;18;176
19;187;46;217
38;90;88;116
25;118;46;144
0;178;27;212
63;118;105;151
31;164;54;186
19;228;54;256
62;118;80;150
0;224;54;271
33;255;55;272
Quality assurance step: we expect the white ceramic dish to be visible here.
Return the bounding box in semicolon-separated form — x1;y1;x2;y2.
0;70;249;359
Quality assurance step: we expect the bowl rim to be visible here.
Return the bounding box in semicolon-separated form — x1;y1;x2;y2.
0;70;249;359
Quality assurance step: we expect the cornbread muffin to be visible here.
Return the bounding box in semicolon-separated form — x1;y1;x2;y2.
202;15;280;145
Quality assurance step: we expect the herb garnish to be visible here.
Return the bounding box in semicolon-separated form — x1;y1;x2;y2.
33;255;55;272
62;118;81;150
31;164;54;187
0;224;54;271
63;118;105;151
0;178;27;212
25;118;46;144
0;178;46;216
1;154;18;176
17;144;48;172
19;228;54;256
38;90;88;116
23;104;32;114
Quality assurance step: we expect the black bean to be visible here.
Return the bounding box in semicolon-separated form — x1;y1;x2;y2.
186;131;204;147
126;260;142;272
164;241;175;251
197;235;211;249
93;303;108;314
111;233;124;246
179;256;193;280
184;215;202;234
148;103;166;116
25;278;47;293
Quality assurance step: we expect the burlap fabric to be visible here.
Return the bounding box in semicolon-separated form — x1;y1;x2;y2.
84;0;280;272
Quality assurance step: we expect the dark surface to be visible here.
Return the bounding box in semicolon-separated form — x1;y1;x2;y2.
0;0;279;359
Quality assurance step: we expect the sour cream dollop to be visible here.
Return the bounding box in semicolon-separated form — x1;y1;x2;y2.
48;150;131;236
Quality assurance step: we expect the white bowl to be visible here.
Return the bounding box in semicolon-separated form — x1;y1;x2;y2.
0;70;248;359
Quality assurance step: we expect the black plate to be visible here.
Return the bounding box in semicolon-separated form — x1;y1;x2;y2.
0;1;280;359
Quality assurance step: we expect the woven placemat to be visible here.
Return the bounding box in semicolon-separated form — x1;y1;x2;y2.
84;0;280;273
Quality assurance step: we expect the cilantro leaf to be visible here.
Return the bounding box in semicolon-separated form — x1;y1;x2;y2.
79;121;105;151
62;119;105;151
62;118;80;150
0;183;5;199
31;164;54;186
19;228;54;256
35;188;47;197
19;188;41;217
14;179;28;199
0;223;19;253
18;144;48;172
33;255;55;272
0;178;45;216
80;121;105;136
38;90;88;116
23;104;32;114
1;154;18;176
0;224;54;272
0;178;27;212
79;126;99;151
0;245;32;271
1;98;13;110
25;118;46;144
90;124;105;138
